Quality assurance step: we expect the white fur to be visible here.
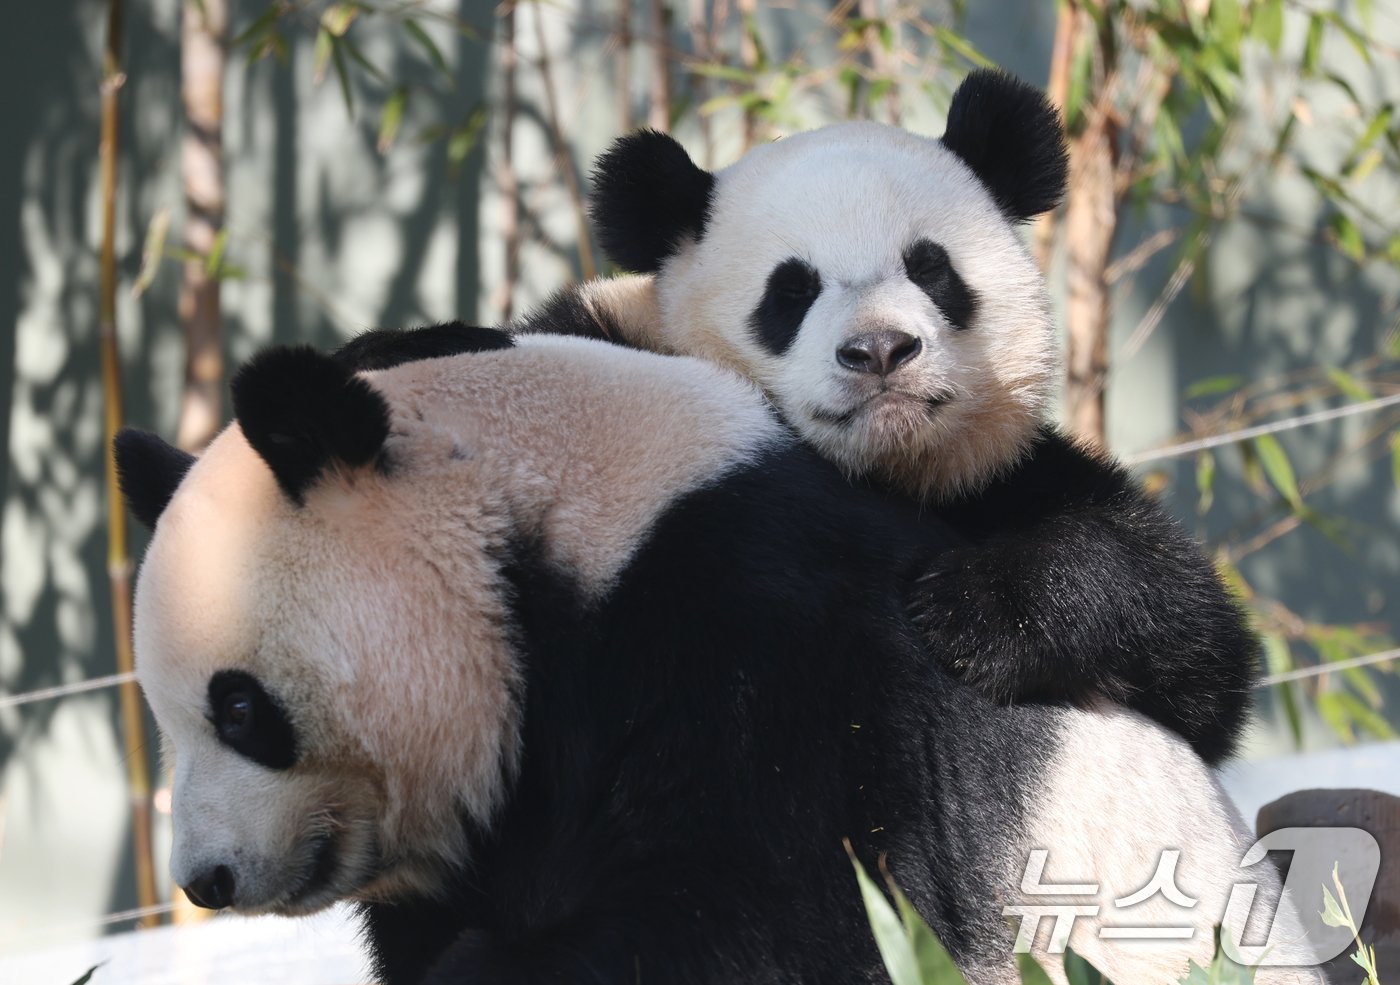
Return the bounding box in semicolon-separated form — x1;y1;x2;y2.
589;121;1058;499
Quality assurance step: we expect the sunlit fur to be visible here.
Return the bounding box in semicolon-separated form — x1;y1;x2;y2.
589;122;1056;501
134;338;778;914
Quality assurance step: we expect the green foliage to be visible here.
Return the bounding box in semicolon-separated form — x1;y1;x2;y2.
1321;862;1382;985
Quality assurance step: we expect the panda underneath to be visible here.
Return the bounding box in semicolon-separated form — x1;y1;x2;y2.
518;69;1257;765
118;331;1324;985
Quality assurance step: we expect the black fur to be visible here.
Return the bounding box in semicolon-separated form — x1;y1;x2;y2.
902;239;977;331
940;69;1068;222
113;428;196;529
207;669;299;771
334;323;514;371
909;426;1257;765
361;444;1058;984
510;285;629;343
590;129;716;273
750;258;823;355
230;346;391;505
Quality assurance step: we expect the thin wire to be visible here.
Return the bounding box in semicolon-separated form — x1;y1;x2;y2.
1257;647;1400;688
0;671;137;711
1124;392;1400;465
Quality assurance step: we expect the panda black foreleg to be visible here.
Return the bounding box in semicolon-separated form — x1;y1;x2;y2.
907;502;1257;766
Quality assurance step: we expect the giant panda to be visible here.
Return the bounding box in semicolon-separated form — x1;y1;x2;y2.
516;70;1258;765
116;328;1324;985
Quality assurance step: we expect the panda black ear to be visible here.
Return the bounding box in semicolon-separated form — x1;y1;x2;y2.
114;428;197;530
230;346;391;506
590;129;716;273
940;69;1068;222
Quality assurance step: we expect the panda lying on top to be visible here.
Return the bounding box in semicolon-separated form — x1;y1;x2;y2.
517;69;1257;765
117;333;1321;985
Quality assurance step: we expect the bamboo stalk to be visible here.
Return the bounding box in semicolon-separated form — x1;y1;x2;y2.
647;0;672;132
530;2;597;280
176;0;226;454
494;1;521;320
1033;0;1078;271
99;0;159;930
617;0;633;132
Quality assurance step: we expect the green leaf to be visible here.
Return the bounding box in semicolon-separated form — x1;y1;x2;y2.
403;19;453;85
849;847;926;985
204;227;228;277
131;207;170;299
889;876;964;982
1185;374;1243;399
1391;432;1400;489
313;26;334;83
934;28;994;69
1253;0;1284;53
1302;15;1325;76
1017;952;1057;985
1317;690;1353;741
1252;434;1303;510
1321;883;1350;929
231;3;282;47
1196;450;1216;515
330;39;354;116
1351;105;1393;159
1326;367;1374;402
1278;679;1305;747
343;36;389;84
1330;213;1366;261
1322;13;1372;66
320;1;358;38
690;62;754;84
446;106;489;173
1063;949;1107;984
68;964;104;985
1336;691;1398;739
378;86;408;153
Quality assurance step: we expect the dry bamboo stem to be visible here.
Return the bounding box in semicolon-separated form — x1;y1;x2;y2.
530;3;597;280
647;0;672;131
99;0;159;930
176;0;227;453
494;1;521;320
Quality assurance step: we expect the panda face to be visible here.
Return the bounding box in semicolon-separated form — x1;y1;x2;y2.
134;416;524;914
654;122;1056;499
125;338;781;915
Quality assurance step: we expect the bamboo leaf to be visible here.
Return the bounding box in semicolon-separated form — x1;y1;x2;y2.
204;227;228;277
446;106;488;173
1253;0;1284;53
131;207;170;299
848;846;924;985
1326;367;1373;402
934;28;994;69
1185;374;1243;399
231;3;281;47
330;38;354;116
404;19;453;85
320;1;358;38
341;35;389;85
1336;691;1398;739
1329;213;1366;261
68;963;104;985
888;877;963;982
1253;434;1303;510
313;26;334;83
1302;15;1325;75
1017;953;1057;985
1196;450;1216;515
378;86;408;153
1391;432;1400;489
1322;13;1371;66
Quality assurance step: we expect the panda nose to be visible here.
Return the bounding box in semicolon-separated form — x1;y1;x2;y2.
183;864;236;910
836;330;922;377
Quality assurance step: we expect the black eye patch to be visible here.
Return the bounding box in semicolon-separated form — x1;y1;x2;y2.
207;670;298;770
902;239;978;331
749;258;823;356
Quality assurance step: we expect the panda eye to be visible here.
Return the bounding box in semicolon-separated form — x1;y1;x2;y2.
750;258;823;356
207;670;298;770
902;238;977;331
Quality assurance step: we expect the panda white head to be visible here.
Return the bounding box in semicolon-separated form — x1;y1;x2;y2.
114;347;529;916
116;337;778;917
590;70;1067;500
